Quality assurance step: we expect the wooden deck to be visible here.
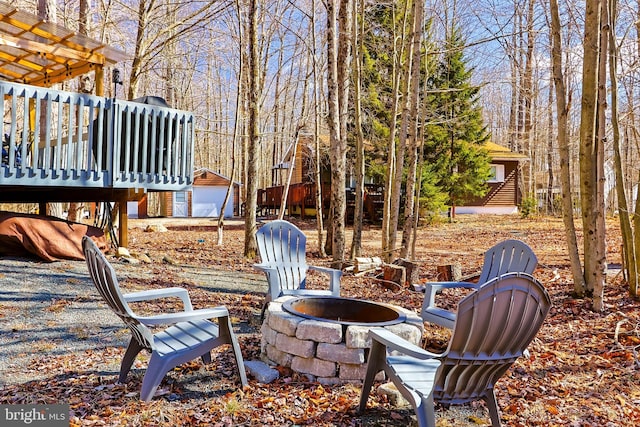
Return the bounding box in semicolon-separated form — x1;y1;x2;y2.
0;81;194;203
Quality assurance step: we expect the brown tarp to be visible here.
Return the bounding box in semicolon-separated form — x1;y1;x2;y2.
0;211;107;262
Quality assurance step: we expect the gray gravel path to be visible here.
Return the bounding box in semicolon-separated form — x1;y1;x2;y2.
0;256;266;386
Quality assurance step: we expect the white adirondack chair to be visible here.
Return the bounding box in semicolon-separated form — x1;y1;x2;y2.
82;236;247;401
359;272;551;427
253;220;342;317
421;239;537;329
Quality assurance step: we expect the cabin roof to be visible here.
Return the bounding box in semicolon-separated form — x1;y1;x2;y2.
485;141;529;162
0;2;126;87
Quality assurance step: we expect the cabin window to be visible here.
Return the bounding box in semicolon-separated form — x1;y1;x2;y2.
488;164;505;182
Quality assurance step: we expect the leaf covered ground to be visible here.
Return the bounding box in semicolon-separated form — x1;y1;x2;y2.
1;214;639;426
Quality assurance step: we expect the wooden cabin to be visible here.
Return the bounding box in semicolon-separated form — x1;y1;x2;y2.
0;3;194;246
257;134;383;221
456;141;529;214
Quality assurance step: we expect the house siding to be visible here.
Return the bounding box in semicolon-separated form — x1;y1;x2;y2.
463;161;520;207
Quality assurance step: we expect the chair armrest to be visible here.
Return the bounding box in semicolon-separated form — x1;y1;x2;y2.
424;281;480;292
369;328;442;360
422;281;478;309
124;287;193;311
135;306;230;326
309;265;342;295
253;263;276;274
253;263;283;300
421;281;478;329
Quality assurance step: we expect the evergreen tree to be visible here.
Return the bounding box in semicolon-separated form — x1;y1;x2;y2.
423;27;491;217
357;2;397;183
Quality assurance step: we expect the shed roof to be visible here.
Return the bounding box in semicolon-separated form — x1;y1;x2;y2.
193;167;242;186
0;2;126;87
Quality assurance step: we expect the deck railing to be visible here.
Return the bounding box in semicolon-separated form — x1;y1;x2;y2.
0;81;194;191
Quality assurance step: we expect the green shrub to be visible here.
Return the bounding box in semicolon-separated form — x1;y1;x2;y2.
519;197;537;218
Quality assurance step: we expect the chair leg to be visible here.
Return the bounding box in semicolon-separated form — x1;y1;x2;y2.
485;389;502;427
358;340;386;414
201;352;212;365
260;298;272;321
140;353;172;402
219;316;248;386
415;393;437;427
119;338;145;383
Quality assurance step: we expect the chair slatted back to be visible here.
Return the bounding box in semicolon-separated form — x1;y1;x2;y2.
434;272;550;404
477;240;538;285
82;236;154;351
256;220;309;292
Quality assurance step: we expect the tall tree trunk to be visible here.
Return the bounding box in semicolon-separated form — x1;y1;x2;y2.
326;0;353;266
592;0;609;310
129;0;153;99
520;0;535;198
38;0;63;219
390;2;413;255
68;0;93;223
608;0;637;296
218;5;244;246
244;0;260;259
311;0;325;257
350;0;365;259
549;0;586;295
546;76;555;215
400;0;425;260
381;3;409;261
579;0;607;308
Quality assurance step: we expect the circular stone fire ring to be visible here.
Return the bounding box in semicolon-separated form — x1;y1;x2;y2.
260;296;424;385
282;296;407;326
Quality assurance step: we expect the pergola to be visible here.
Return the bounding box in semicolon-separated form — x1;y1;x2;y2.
0;1;126;93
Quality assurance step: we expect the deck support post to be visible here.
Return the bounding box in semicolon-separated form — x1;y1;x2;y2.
119;197;128;248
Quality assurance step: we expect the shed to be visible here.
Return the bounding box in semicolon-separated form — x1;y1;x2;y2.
130;169;241;218
189;168;241;218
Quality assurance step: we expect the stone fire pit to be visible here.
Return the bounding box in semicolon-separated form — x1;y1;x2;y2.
260;296;424;384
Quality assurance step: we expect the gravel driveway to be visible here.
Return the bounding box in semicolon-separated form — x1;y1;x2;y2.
0;255;266;387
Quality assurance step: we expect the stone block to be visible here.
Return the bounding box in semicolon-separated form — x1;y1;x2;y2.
291;356;336;377
378;382;410;407
397;308;425;333
267;304;303;336
338;363;369;380
275;334;316;358
265;344;293;367
345;325;372;348
317;377;345;386
261;323;278;346
244;360;279;384
317;342;364;364
296;319;342;343
384;323;422;346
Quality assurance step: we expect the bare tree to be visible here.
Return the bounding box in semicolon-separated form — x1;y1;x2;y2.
579;0;607;309
549;0;586;296
608;0;638;297
127;0;229;99
244;0;260;259
325;0;353;265
311;0;326;257
350;0;365;259
217;2;244;246
400;0;425;259
381;2;410;261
